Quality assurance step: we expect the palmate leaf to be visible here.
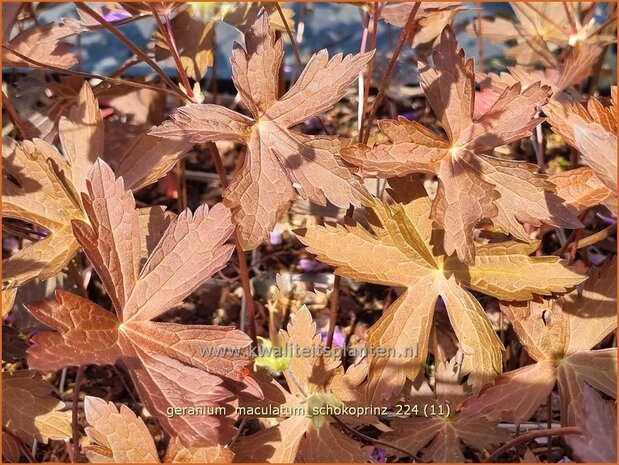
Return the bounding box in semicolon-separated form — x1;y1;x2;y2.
26;160;260;447
297;176;586;404
496;257;617;426
233;306;371;463
342;26;581;264
150;12;372;250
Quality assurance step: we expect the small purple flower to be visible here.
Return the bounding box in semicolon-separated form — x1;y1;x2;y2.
269;230;283;245
399;110;417;121
321;326;346;348
3;237;19;253
103;10;132;22
299;258;324;272
283;64;293;74
303;117;321;130
558;456;573;463
371;448;388;463
597;212;617;225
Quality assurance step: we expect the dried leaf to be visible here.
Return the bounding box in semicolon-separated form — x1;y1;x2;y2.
151;13;372;249
297;176;584;403
547;89;617;213
468;3;613;67
114;132;192;192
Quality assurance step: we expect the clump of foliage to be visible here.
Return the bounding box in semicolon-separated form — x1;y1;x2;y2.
2;2;616;464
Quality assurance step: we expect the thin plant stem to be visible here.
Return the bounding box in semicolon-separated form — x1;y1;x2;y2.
563;3;578;34
521;3;567;38
276;3;302;79
71;366;85;463
357;11;370;135
176;158;188;211
75;3;188;102
2;90;28;139
211;27;219;104
546;394;552;458
327;275;342;348
208;142;258;346
485;427;581;463
476;7;484;72
149;5;194;98
363;2;421;144
327;204;354;348
359;3;379;143
1;45;178;97
584;14;617;42
164;12;194;98
575;223;617;250
274;2;331;135
330;415;425;462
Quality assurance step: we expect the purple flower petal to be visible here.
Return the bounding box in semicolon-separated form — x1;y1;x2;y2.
103;11;132;22
269;231;283;245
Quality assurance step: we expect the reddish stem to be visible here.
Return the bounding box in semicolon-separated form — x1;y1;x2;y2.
363;2;421;144
70;366;84;462
75;3;188;102
485;427;581;462
2;90;28;140
209;142;258;346
158;9;194;98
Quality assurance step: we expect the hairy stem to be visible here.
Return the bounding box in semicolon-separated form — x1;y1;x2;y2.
327;204;355;348
75;3;188;102
149;6;194;98
359;3;379;143
575;223;617;250
209;142;258;346
275;3;302;78
485;427;580;462
71;366;84;462
363;2;421;143
476;7;485;72
2;90;28;139
1;45;178;96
